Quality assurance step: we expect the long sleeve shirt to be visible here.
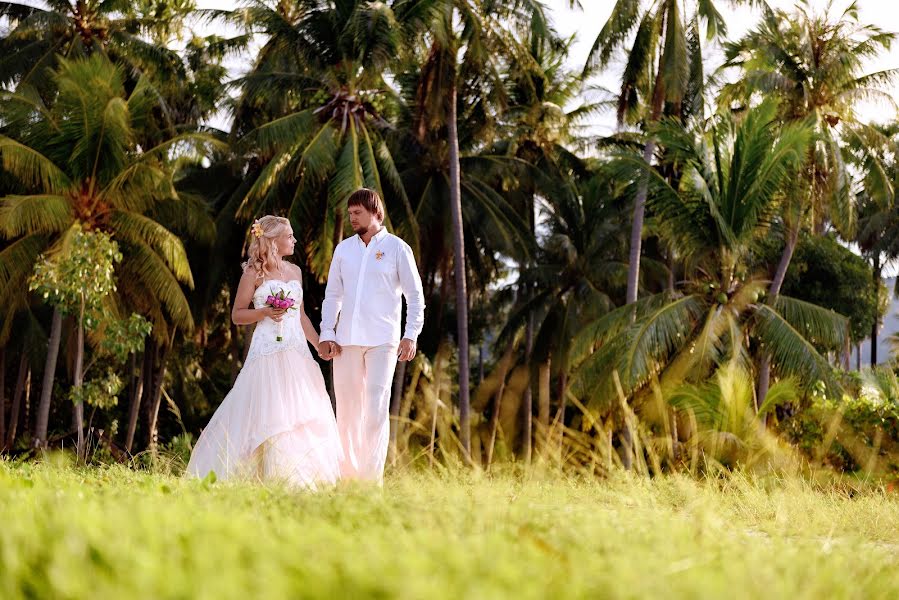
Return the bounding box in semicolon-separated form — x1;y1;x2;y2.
319;228;425;347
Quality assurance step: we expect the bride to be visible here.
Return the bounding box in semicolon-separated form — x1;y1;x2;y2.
186;215;342;488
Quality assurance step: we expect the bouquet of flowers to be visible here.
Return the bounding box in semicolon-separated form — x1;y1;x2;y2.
265;288;297;341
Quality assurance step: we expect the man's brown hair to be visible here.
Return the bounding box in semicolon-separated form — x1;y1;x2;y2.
347;188;385;221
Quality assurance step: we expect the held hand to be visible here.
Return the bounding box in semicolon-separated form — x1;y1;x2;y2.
397;338;416;362
265;307;287;322
318;341;342;360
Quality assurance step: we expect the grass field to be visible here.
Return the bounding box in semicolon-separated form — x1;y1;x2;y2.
1;457;898;599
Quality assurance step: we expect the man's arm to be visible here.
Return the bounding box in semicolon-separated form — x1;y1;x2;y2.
398;242;425;343
319;249;343;343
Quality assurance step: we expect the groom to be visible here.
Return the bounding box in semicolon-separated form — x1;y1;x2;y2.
318;188;425;482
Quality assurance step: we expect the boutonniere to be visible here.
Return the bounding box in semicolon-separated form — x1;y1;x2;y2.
375;250;385;260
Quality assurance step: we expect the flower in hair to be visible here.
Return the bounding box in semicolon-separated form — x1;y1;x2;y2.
251;220;264;239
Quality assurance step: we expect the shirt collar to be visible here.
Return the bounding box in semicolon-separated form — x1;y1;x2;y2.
356;226;389;246
372;227;389;242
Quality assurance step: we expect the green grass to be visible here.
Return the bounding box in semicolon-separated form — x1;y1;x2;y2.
2;457;899;599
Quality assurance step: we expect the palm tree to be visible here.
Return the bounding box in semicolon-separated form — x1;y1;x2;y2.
394;0;554;458
492;31;598;458
572;102;846;436
668;361;798;467
0;54;211;446
585;0;737;308
721;0;897;398
0;0;188;90
855;125;899;365
218;0;417;279
498;164;630;453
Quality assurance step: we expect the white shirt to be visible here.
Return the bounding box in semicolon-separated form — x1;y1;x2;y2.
320;228;425;347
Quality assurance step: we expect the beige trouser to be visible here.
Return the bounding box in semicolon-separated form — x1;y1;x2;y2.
333;344;398;482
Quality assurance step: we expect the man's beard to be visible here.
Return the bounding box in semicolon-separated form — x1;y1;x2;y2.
353;225;368;235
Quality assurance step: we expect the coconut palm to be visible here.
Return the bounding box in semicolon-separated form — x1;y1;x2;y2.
0;54;214;446
585;0;739;309
393;0;556;457
720;1;897;397
854;126;899;365
572;102;847;424
668;361;798;467
0;0;189;90
217;0;417;279
496;164;630;452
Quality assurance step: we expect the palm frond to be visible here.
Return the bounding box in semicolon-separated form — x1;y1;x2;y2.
773;295;848;351
0;194;72;237
0;137;71;193
108;211;194;287
583;0;641;74
118;240;194;332
754;304;840;391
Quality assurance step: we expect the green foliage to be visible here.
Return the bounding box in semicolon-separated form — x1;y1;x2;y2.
573;102;837;403
669;361;798;465
96;313;153;364
777;367;899;474
68;370;125;410
0;53;211;334
721;1;898;236
29;224;121;321
756;232;880;343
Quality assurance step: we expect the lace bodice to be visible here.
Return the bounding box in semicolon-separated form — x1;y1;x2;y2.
245;279;315;364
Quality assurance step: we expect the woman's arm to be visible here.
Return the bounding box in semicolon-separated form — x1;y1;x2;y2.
299;302;320;347
231;269;285;325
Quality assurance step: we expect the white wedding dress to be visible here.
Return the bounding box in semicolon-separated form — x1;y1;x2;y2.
186;279;342;489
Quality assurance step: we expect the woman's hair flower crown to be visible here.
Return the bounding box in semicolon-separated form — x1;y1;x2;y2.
251;220;264;239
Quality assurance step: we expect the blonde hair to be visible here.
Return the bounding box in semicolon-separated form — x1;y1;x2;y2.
243;215;291;281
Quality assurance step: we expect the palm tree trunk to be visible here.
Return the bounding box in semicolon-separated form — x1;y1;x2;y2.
6;353;27;450
757;223;800;410
871;257;882;366
553;371;568;457
139;345;155;450
22;368;31;445
555;372;568;428
666;247;675;293
841;327;851;370
626;140;655;306
478;345;484;384
388;359;407;464
769;224;799;301
34;307;63;448
486;374;506;469
856;341;862;371
146;335;174;453
124;349;146;454
486;343;515;468
73;305;86;461
447;73;471;460
537;358;551;454
522;312;534;463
